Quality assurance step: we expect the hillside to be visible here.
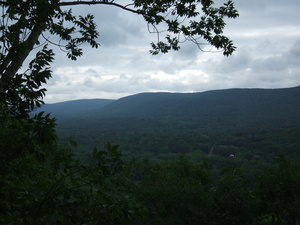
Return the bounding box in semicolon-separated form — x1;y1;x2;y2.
96;86;300;121
38;86;300;164
42;86;300;127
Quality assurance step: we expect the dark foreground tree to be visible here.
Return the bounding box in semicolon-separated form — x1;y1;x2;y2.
0;127;144;224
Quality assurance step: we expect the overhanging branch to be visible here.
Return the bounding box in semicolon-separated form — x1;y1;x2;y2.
0;1;8;6
59;1;143;16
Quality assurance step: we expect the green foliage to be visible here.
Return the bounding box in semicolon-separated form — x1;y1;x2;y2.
55;113;300;169
212;167;259;225
134;0;238;55
130;153;300;225
0;112;57;164
256;153;300;224
0;127;143;224
131;156;214;225
0;45;54;117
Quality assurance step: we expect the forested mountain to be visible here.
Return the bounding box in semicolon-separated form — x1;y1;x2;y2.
39;86;300;165
41;86;300;126
92;86;300;126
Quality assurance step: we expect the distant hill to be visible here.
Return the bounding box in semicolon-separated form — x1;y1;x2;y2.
38;86;300;127
94;86;300;122
79;86;300;127
37;86;300;162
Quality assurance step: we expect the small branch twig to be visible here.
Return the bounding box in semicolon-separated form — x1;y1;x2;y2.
59;1;142;16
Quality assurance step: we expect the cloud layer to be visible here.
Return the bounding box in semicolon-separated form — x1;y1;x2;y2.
43;0;300;103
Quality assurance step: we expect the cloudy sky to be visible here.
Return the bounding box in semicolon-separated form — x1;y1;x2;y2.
43;0;300;103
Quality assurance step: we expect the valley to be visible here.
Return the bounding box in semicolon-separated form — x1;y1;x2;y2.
38;86;300;169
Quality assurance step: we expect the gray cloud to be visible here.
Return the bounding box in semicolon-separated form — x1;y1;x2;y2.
44;0;300;103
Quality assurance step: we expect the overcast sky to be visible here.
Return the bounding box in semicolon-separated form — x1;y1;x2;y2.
43;0;300;103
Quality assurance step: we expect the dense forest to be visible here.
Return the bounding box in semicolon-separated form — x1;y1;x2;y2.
39;86;300;169
3;86;300;223
16;87;296;224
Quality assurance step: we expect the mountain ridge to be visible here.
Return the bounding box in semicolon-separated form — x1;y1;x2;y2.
38;86;300;127
92;86;300;123
40;86;300;160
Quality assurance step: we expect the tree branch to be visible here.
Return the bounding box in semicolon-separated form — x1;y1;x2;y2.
0;1;9;6
2;23;45;79
59;1;143;16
